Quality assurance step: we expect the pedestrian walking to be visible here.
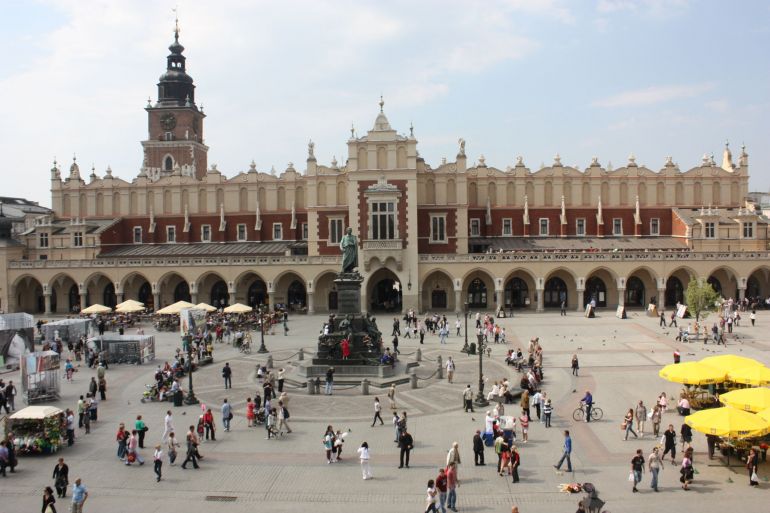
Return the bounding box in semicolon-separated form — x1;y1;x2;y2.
222;398;232;432
631;448;644;492
519;410;529;443
680;447;694;490
387;383;396;410
623;409;638;440
65;410;75;446
436;468;448;513
747;448;759;486
358;442;372;480
463;385;474;412
554;430;573;472
446;357;455;384
42;486;57;513
446;462;458;512
166;432;179;466
277;400;292;434
70;478;88;513
181;426;200;469
4;381;16;411
203;408;216;441
635;401;647;436
571;354;579;376
398;429;413;468
651;405;662;437
446;442;461;475
472;430;485;465
98;377;106;401
162;411;174;442
680;422;692;451
116;423;128;460
135;415;147;448
222;362;232;389
52;457;69;498
425;479;439;513
648;446;663;492
662;424;677;463
371;397;384;426
510;445;520;483
277;368;285;393
126;430;145;465
153;445;163;482
325;367;335;395
543;399;553;428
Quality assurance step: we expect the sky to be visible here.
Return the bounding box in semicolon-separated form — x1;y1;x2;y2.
1;0;769;207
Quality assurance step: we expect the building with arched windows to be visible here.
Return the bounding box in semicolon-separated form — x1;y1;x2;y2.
2;27;769;316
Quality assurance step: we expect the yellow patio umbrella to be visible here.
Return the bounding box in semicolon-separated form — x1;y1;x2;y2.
659;361;726;385
115;303;145;313
223;303;252;314
115;299;144;309
726;365;770;386
719;388;770;412
699;355;762;374
756;408;770;424
685;406;770;438
194;302;217;312
81;304;112;314
156;300;196;315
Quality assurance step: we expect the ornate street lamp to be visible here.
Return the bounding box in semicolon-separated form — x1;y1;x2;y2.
474;308;488;408
462;301;469;353
257;305;269;354
183;334;198;405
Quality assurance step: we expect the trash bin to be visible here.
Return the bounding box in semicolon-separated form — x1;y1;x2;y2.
174;390;183;407
468;342;476;355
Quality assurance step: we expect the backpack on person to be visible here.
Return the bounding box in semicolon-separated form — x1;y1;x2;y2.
283;407;290;419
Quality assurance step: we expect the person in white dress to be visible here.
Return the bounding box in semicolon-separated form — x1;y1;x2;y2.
357;442;372;480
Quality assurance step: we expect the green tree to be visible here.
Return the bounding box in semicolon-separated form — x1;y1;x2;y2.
684;278;721;322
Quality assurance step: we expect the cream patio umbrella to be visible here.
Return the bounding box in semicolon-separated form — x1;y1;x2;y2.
115;299;144;309
115;303;145;313
156;300;196;315
194;302;218;312
223;303;252;314
81;304;112;315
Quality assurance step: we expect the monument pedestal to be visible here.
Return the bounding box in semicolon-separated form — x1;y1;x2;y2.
335;272;364;314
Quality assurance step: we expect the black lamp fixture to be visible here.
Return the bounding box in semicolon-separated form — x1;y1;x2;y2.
407;270;412;291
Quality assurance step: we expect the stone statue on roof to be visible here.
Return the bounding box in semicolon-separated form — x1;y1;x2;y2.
458;138;466;156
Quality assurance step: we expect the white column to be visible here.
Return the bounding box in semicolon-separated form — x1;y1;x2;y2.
454;289;462;314
617;287;626;307
307;291;315;314
657;288;666;309
576;288;585;312
536;287;544;312
44;293;52;315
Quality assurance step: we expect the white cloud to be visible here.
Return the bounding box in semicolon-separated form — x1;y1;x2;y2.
596;0;690;17
593;83;714;108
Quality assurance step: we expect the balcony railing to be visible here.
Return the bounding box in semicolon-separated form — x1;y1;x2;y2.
9;255;341;269
419;250;770;263
362;239;402;250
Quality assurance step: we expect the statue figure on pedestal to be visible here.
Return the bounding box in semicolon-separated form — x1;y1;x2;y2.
340;227;358;273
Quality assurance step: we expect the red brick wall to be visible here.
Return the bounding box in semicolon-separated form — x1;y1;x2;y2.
417;207;457;253
671;210;689;237
357;180;408;248
317;210;349;256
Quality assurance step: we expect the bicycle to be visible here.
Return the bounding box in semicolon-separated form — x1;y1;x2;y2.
573;402;603;422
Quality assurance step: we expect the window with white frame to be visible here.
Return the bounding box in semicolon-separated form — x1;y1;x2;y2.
237;223;247;241
201;224;212;242
73;231;84;247
502;218;512;236
430;214;447;243
704;221;715;238
166;225;176;243
575;218;586;236
650;218;660;236
743;222;754;238
133;226;142;243
273;222;283;240
39;232;49;248
539;218;549;236
329;218;344;244
370;201;396;240
612;218;623;236
301;222;308;240
469;218;481;237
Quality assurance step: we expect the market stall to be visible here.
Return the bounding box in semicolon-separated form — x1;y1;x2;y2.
0;312;35;369
40;318;94;345
90;335;155;364
20;350;60;404
4;406;65;455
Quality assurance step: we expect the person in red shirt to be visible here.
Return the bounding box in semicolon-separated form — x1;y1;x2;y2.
435;468;448;513
446;462;458;512
203;409;216;441
341;339;351;360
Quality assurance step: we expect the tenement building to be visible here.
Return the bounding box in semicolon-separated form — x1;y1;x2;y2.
2;29;769;316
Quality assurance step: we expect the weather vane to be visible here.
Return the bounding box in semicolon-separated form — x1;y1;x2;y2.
172;6;180;36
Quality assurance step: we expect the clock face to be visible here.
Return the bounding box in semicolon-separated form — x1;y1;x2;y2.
160;113;177;131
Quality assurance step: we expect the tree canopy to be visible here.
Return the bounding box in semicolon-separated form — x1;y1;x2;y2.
685;278;721;321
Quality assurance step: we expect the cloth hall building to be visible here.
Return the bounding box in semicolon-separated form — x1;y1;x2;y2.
2;29;769;316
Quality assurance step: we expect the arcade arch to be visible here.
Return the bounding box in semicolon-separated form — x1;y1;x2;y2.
421;269;455;311
367;267;402;312
462;269;494;310
542;268;576;309
503;269;536;310
625;267;657;308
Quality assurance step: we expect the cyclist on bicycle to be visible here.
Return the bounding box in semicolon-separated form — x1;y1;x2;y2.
581;390;593;423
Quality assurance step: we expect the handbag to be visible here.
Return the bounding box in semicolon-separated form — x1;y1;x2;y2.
621;421;628;430
751;471;758;482
628;471;635;482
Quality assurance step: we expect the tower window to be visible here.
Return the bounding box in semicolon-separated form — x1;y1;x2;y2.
164;132;173;141
164;156;173;171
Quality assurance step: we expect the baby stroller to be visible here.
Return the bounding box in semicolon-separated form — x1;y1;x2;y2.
580;483;605;513
254;408;267;425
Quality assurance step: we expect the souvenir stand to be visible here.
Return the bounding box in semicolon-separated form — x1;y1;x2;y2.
91;334;155;364
40;318;94;345
20;350;61;404
4;405;65;455
0;312;35;368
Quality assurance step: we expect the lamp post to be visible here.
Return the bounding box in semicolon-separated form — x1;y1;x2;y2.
473;307;488;408
462;301;469;353
183;333;198;405
257;305;269;354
